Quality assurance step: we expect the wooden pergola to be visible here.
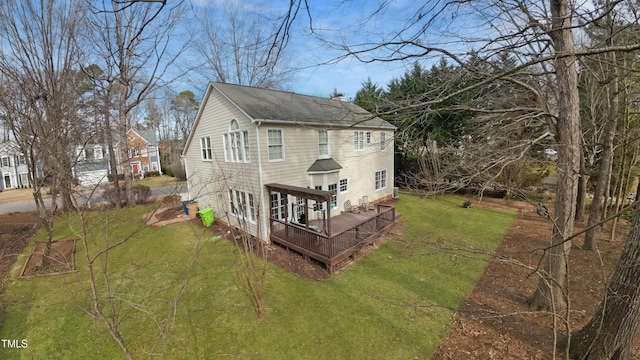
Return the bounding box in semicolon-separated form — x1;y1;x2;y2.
265;183;334;236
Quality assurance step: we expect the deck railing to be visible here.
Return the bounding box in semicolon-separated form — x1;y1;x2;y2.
270;204;396;264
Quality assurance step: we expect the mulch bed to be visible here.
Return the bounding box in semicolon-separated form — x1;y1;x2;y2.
20;239;77;278
433;198;638;359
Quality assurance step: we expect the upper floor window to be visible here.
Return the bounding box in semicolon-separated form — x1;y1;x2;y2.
230;119;239;131
141;148;148;157
268;129;284;161
76;146;86;161
93;146;103;160
200;136;212;160
318;130;329;158
1;156;9;167
366;131;372;144
380;132;386;151
354;131;364;150
223;120;249;163
128;148;139;158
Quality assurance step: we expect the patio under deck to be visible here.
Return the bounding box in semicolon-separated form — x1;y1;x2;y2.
269;203;397;274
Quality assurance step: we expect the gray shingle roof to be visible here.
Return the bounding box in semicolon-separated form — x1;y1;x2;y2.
307;158;343;173
213;82;395;129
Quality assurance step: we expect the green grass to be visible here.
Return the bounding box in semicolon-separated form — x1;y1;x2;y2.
0;194;515;359
133;175;184;187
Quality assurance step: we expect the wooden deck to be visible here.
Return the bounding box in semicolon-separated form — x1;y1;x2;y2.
269;203;397;273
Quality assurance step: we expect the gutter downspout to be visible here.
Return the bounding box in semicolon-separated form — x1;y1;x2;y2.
255;121;268;242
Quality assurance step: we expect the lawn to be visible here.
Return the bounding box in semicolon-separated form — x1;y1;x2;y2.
134;175;184;187
0;194;515;359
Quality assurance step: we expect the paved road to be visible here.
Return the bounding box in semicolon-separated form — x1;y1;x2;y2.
0;183;187;215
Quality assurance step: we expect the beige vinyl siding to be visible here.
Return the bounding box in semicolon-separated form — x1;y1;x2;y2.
331;129;394;206
259;125;394;219
184;89;262;237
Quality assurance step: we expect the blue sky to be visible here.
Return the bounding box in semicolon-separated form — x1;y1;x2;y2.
189;0;433;100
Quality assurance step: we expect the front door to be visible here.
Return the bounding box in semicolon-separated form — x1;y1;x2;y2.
131;163;139;175
3;174;11;189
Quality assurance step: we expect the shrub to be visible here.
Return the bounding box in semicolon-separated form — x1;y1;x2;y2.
161;165;173;177
107;173;125;182
145;171;160;177
133;184;152;204
102;184;152;206
171;160;186;181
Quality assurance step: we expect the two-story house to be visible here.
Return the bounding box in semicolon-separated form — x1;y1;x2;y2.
115;129;162;177
0;141;30;190
183;82;397;273
71;144;111;186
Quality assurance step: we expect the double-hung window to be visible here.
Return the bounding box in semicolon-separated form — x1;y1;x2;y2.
375;170;387;190
354;131;364;150
380;132;386;151
1;157;10;167
318;130;329;158
268;129;284;161
200;136;212;160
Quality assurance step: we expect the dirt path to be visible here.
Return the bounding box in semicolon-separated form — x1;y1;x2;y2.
434;198;637;359
0;212;39;286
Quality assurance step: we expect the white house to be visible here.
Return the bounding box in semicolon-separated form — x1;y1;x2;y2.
71;144;111;186
183;82;397;272
0;141;30;190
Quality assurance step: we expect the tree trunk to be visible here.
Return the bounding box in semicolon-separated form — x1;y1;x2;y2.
569;201;640;360
583;35;618;251
118;95;134;206
528;0;581;311
104;100;122;208
575;153;587;222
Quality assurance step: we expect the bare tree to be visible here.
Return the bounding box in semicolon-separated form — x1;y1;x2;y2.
0;0;91;263
582;2;624;251
85;0;188;206
569;200;640;359
191;0;293;89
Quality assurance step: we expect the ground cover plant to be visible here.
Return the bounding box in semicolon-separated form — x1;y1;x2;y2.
0;194;514;359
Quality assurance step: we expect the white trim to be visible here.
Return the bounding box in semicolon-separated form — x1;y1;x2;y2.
200;136;212;161
354;131;364;151
318;129;329;159
339;178;349;193
374;169;387;191
2;172;13;189
255;122;269;241
267;128;285;162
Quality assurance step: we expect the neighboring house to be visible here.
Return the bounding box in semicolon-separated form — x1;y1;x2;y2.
71;144;111;186
183;82;397;273
0;141;30;190
115;129;162;176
